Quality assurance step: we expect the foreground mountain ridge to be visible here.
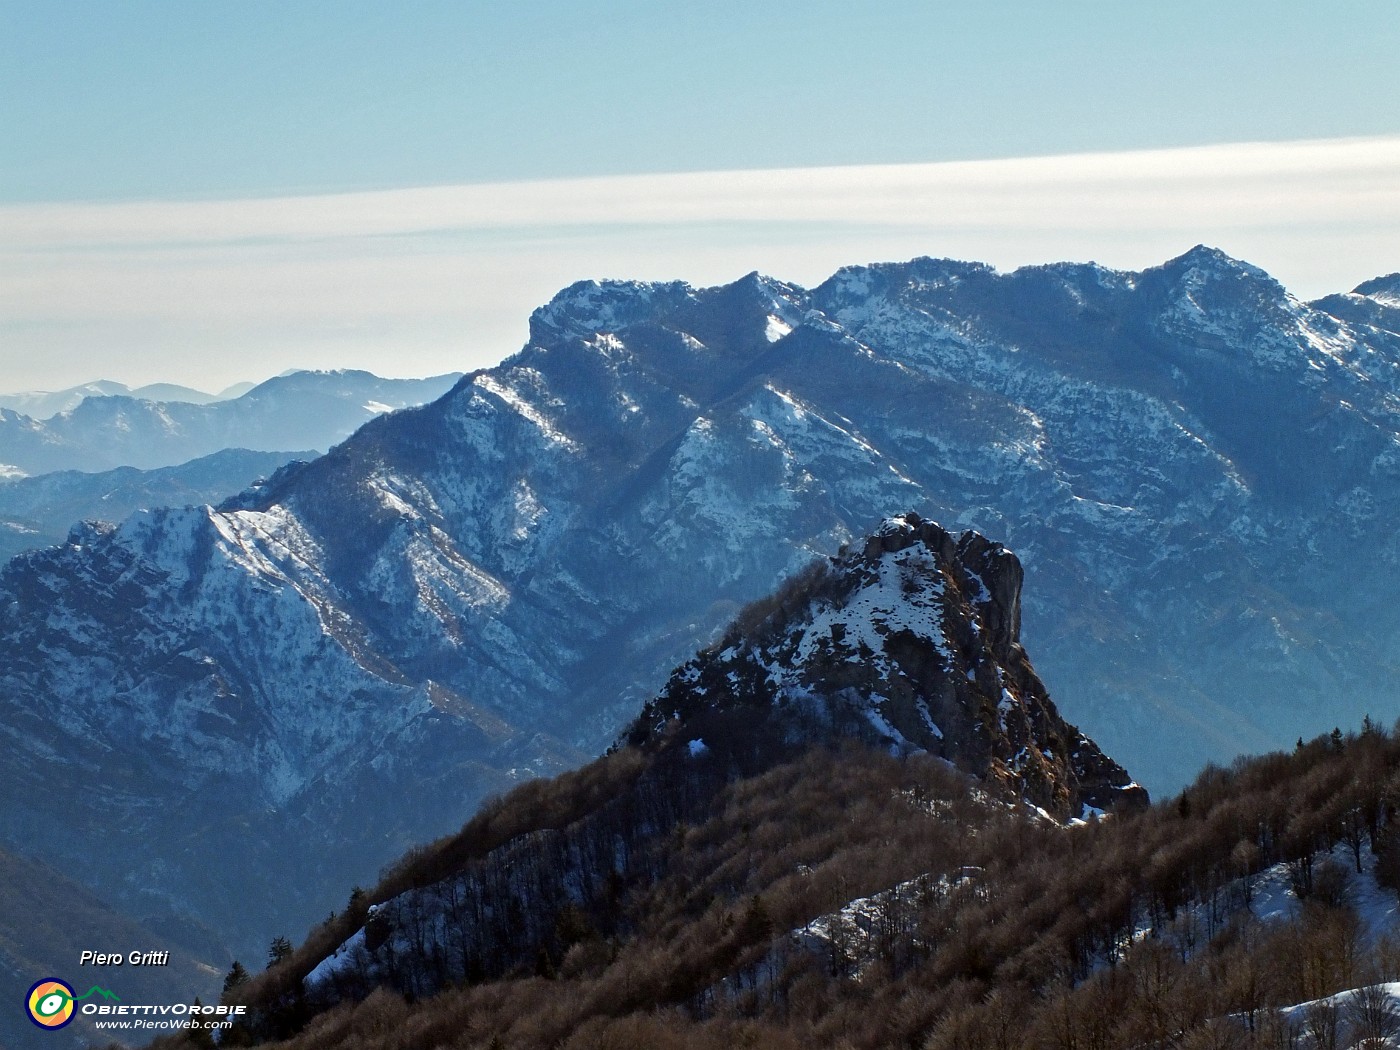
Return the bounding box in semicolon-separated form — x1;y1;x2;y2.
209;519;1143;1046
202;716;1400;1050
3;247;1400;964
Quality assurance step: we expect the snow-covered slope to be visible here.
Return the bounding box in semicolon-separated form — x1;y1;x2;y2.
296;517;1142;1008
4;248;1400;961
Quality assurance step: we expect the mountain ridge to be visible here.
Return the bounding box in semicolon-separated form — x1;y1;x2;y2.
213;713;1400;1050
220;517;1143;1045
0;379;240;421
3;247;1399;967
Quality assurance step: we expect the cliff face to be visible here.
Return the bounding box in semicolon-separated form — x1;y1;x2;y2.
635;513;1145;819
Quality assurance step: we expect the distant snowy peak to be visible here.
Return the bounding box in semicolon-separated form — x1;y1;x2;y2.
0;380;227;420
528;279;694;342
631;513;1146;819
526;272;809;357
1141;247;1341;366
1308;273;1400;341
1158;243;1275;283
1354;273;1400;307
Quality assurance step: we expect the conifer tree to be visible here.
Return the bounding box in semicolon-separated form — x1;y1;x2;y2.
267;936;293;969
221;960;250;998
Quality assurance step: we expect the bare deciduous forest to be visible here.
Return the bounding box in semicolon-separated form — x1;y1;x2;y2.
144;716;1400;1050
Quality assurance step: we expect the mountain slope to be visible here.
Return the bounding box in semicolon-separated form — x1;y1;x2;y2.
0;369;462;474
0;846;223;1050
4;248;1400;966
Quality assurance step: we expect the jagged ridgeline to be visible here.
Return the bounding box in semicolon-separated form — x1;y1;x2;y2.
204;517;1147;1047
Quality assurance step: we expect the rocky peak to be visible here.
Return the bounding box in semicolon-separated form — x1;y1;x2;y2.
1161;244;1274;282
527;278;694;344
1144;244;1287;312
631;512;1146;819
1354;273;1400;305
858;515;1021;660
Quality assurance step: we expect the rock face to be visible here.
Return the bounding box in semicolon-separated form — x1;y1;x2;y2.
4;247;1400;961
634;513;1144;818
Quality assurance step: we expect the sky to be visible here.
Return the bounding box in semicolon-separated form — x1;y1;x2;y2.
2;1;1399;392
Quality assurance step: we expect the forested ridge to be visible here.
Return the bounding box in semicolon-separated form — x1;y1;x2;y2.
151;719;1400;1050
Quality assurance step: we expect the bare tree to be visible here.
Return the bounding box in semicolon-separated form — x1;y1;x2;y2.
1345;983;1400;1047
1302;999;1339;1050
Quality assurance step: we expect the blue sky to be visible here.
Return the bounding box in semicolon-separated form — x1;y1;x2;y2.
2;2;1399;390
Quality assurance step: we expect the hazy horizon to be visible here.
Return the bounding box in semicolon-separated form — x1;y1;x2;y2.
4;3;1397;391
3;138;1399;392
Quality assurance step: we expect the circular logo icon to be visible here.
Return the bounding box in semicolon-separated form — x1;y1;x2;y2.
27;979;76;1030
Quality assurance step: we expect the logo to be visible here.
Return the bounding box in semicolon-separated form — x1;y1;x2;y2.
26;979;75;1030
25;979;121;1030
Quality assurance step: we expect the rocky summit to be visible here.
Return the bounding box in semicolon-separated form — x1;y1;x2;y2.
633;513;1144;819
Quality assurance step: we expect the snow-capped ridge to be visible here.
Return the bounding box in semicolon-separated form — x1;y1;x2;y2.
527;278;694;343
1159;244;1277;284
816;257;996;300
1354;272;1400;307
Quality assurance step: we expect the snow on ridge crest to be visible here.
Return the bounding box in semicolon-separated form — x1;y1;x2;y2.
1165;244;1274;283
528;277;692;341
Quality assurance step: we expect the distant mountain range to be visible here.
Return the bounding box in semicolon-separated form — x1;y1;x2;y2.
0;369;462;475
4;247;1400;973
0;448;314;563
0;379;255;421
